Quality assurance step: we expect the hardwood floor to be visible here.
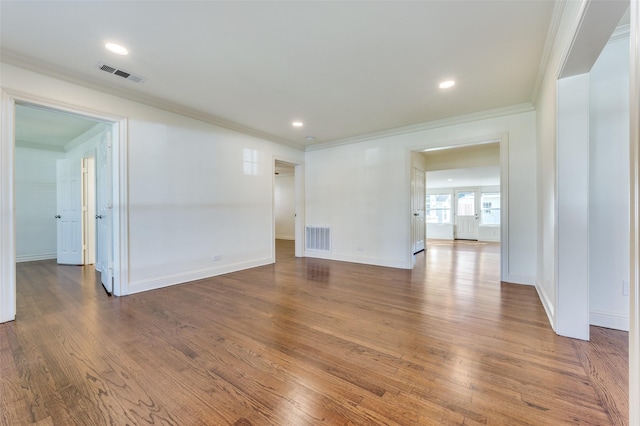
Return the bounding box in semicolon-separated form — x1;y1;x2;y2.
1;240;628;425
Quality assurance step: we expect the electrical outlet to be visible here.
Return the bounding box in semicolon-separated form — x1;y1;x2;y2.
623;280;630;296
212;255;222;261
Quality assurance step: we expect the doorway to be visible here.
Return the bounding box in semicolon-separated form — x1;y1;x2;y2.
273;159;304;261
1;92;129;323
411;167;426;254
16;103;113;294
415;136;507;281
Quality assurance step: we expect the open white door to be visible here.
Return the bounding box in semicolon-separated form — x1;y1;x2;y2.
411;167;426;254
455;189;479;240
96;131;113;293
56;158;83;265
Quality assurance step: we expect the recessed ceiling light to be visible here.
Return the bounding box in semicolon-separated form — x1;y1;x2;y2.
292;121;303;127
306;136;315;142
447;178;453;182
105;43;128;56
439;80;455;89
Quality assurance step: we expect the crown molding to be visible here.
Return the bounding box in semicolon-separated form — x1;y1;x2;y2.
3;53;537;155
305;103;535;152
15;140;65;152
1;52;304;151
609;24;630;43
531;0;567;105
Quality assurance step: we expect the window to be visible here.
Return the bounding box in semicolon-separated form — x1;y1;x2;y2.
426;193;452;223
481;192;500;225
456;191;476;216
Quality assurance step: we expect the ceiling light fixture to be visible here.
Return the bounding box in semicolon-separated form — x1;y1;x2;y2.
439;80;455;89
306;136;315;142
105;42;128;56
292;121;303;127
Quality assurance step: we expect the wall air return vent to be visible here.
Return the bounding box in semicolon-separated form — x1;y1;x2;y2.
96;62;147;83
305;226;331;252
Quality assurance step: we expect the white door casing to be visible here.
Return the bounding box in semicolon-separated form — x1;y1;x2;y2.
411;167;426;254
455;189;479;240
83;157;96;265
1;91;129;323
96;131;113;293
56;158;83;265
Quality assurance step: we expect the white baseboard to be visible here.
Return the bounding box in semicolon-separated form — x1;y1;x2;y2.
590;310;629;331
503;274;535;286
16;253;56;263
535;281;556;333
478;237;501;242
127;257;274;295
304;251;412;269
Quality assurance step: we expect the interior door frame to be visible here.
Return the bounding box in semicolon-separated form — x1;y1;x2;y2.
272;156;305;259
0;90;129;322
409;132;509;281
411;167;426;254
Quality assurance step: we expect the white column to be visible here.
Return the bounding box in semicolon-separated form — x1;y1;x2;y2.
556;74;590;340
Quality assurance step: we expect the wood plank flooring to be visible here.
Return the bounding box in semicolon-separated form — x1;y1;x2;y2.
0;240;628;425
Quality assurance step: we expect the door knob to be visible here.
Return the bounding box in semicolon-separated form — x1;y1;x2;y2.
95;215;103;219
55;215;61;219
413;213;419;216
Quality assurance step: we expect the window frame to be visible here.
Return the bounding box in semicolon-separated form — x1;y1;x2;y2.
426;192;453;224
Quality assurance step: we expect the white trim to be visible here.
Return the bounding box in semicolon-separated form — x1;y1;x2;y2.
503;274;535;286
629;1;640;423
535;279;556;332
0;91;17;323
303;251;411;270
499;132;510;283
16;253;56;263
127;257;273;295
0;90;129;323
609;24;630;43
307;104;533;152
112;118;129;296
589;310;629;331
531;0;567;104
1;52;299;150
294;164;305;258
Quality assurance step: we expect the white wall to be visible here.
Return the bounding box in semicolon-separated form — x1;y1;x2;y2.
426;224;454;240
275;174;295;240
422;143;499;170
589;34;630;331
306;110;536;284
15;147;64;262
1;63;304;298
535;0;630;338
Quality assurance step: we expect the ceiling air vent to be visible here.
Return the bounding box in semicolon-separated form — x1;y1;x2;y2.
96;62;146;84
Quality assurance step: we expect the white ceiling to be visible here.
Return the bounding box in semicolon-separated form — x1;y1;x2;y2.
15;104;101;151
1;1;556;149
427;166;500;189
